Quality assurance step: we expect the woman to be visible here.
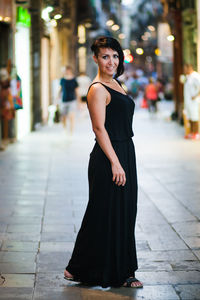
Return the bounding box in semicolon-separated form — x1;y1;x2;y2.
145;77;158;113
64;37;143;288
58;66;81;133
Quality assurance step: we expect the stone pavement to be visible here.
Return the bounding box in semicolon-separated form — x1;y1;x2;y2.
0;102;200;300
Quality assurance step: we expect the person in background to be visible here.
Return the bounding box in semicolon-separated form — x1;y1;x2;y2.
156;78;164;101
0;68;15;145
124;73;134;95
183;63;200;140
145;77;158;113
76;72;91;103
58;66;81;134
130;73;140;100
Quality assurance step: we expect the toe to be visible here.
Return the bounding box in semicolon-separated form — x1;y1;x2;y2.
131;280;143;288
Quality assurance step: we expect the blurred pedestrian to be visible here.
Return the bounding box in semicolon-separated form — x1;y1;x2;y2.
183;63;200;140
0;68;15;145
130;73;140;99
58;66;81;134
145;77;158;113
76;72;91;103
156;78;164;101
64;36;143;289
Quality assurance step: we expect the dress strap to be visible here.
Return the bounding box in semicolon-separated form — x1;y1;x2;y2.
87;82;110;94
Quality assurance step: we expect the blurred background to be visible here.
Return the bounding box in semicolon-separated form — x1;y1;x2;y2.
0;0;199;143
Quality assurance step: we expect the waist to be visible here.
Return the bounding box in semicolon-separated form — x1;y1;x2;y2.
94;136;133;143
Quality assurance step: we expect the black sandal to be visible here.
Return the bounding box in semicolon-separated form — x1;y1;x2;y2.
64;276;74;281
123;277;143;288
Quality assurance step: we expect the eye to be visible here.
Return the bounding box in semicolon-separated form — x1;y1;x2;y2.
114;54;119;59
102;55;108;59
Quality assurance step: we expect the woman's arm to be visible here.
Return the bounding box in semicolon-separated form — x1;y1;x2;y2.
87;84;126;186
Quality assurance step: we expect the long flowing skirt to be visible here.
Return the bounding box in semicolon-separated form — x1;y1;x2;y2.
66;139;138;287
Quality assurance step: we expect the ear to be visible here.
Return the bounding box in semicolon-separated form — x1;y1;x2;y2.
93;55;98;64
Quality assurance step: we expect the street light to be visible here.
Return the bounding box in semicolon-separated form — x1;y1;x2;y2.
142;35;148;41
111;24;120;31
155;48;161;56
118;33;126;39
130;40;137;46
167;35;175;42
4;17;11;22
50;19;57;27
148;25;155;32
54;14;62;20
106;19;114;26
136;48;144;55
46;6;53;13
123;49;131;55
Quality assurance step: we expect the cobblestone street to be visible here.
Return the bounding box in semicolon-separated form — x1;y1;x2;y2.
0;102;200;300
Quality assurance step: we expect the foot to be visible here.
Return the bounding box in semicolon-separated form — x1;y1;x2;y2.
191;133;200;140
123;277;143;288
184;133;193;139
64;270;74;280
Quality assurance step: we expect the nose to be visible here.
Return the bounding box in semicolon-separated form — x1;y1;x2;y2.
108;57;114;65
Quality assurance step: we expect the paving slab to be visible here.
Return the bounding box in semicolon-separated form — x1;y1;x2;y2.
39;242;74;252
7;224;41;233
0;288;33;299
41;232;75;242
0;274;34;287
37;252;71;273
175;284;200;299
1;241;38;252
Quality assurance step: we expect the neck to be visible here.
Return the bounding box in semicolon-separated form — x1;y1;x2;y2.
97;70;114;83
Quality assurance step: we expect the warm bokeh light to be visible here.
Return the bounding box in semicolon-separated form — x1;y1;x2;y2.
85;22;92;28
148;25;155;31
46;6;53;13
4;17;11;22
155;48;161;56
130;40;137;46
106;19;114;26
54;14;62;20
142;35;148;41
136;48;144;55
111;24;120;31
78;25;86;44
118;33;126;39
167;35;175;41
123;49;131;55
124;54;133;63
50;19;57;27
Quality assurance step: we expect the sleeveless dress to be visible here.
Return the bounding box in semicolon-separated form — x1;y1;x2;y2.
65;82;138;288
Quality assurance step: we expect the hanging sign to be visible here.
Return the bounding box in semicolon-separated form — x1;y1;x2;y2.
16;6;31;27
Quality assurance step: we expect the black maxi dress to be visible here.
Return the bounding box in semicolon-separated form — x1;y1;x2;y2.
65;82;138;288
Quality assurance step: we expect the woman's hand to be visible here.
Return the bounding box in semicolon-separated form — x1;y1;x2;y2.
111;162;126;186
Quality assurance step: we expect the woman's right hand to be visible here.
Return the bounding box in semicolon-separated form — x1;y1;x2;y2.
111;162;126;186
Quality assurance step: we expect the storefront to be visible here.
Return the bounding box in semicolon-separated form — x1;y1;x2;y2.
0;0;13;148
41;36;50;123
182;3;197;68
15;6;31;139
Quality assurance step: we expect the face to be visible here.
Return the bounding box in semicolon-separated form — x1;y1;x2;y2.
65;67;73;76
93;47;119;76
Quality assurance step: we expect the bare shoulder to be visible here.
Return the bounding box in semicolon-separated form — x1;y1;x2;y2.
87;82;108;100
